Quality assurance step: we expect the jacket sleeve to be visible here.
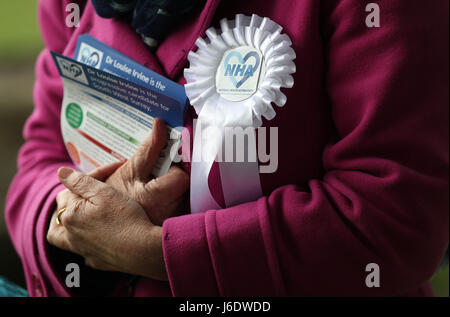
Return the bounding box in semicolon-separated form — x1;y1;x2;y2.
4;0;116;297
162;0;449;296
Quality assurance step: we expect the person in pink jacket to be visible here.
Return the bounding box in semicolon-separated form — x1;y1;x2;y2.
5;0;449;297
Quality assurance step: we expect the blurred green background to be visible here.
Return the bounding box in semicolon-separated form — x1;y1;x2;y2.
0;0;42;291
0;1;448;297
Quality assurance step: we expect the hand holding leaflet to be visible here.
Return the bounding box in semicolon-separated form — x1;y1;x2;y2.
52;50;185;177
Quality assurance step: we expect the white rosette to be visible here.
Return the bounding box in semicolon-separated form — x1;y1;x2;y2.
184;14;296;213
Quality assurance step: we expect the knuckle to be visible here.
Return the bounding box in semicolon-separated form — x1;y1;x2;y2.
84;258;93;268
72;199;84;213
71;174;87;191
63;201;82;227
146;178;162;195
178;170;190;187
85;258;100;270
46;229;55;244
136;144;148;159
124;163;137;180
62;213;75;227
56;189;68;205
136;186;148;202
47;228;65;248
134;186;151;208
66;233;78;251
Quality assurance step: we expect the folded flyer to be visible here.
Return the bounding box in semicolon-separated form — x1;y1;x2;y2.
52;38;186;177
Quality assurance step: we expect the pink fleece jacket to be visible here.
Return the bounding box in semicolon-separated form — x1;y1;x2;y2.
5;0;449;297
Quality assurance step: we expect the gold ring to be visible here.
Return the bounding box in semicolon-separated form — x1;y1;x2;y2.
56;207;66;225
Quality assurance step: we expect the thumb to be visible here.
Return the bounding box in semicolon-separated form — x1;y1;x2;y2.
88;161;125;181
124;118;167;182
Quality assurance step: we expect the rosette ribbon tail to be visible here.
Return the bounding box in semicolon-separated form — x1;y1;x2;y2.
190;96;263;213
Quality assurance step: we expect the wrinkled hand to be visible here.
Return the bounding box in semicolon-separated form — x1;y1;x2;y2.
47;118;189;279
105;118;189;225
47;163;167;280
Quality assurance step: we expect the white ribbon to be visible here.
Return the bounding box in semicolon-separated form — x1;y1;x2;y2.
185;14;296;213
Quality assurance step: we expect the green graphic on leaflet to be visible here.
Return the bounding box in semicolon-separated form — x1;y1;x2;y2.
86;111;140;146
66;102;83;129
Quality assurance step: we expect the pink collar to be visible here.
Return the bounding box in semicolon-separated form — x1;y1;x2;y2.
156;0;221;80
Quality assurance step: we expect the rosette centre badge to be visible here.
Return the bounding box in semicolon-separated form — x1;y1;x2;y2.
216;46;264;101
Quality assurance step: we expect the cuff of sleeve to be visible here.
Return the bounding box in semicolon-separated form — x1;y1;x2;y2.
162;211;219;296
162;199;280;296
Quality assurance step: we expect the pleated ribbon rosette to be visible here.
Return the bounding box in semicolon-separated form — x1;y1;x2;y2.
184;14;296;213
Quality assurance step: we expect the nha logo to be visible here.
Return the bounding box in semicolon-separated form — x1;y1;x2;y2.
223;51;261;88
216;46;263;102
77;43;104;68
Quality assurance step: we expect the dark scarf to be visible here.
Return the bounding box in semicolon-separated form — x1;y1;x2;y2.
90;0;202;49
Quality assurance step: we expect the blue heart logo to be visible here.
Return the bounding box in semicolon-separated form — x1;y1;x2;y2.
224;50;260;88
81;47;100;67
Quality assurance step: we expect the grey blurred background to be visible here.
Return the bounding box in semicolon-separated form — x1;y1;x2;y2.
0;1;448;296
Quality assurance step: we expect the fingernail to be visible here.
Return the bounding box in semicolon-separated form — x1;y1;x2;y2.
58;167;74;179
